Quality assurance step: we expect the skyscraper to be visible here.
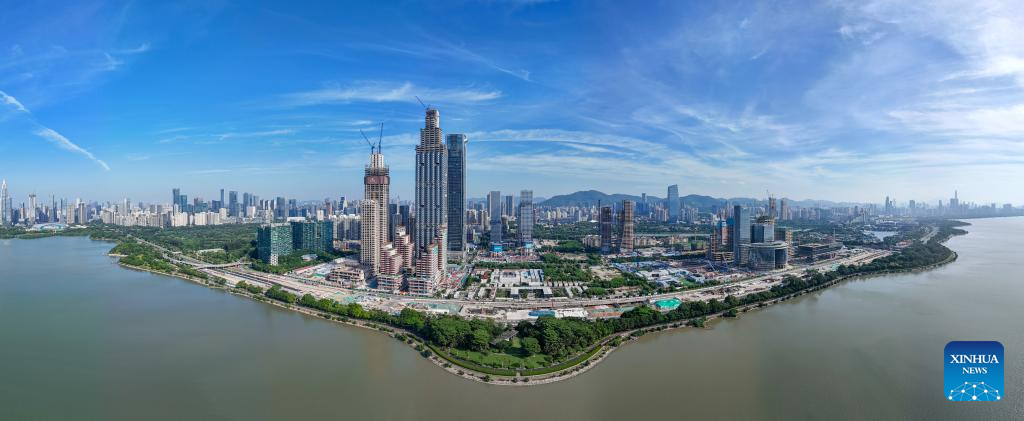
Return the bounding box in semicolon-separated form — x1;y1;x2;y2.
599;205;613;254
518;190;534;249
446;133;468;259
489;190;503;251
275;197;286;220
752;216;775;243
28;193;37;225
414;107;448;266
618;200;635;253
0;179;9;226
504;195;514;218
667;184;679;221
732;205;751;265
172;188;181;211
361;141;390;277
228;191;239;217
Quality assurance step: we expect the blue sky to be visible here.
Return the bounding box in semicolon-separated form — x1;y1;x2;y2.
1;0;1023;205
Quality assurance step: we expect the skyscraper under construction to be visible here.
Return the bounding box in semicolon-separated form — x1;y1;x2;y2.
361;141;390;278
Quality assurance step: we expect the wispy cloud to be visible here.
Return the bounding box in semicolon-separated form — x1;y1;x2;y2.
349;32;533;82
101;53;124;71
817;0;1024;145
187;169;232;175
216;128;295;140
1;90;110;170
0;90;28;112
423;36;533;82
118;43;151;55
34;128;110;171
279;81;501;107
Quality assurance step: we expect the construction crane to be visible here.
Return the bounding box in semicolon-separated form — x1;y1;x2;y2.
359;129;376;153
359;122;386;153
377;122;384;151
415;95;429;109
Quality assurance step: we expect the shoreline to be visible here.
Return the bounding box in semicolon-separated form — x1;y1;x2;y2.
102;230;963;387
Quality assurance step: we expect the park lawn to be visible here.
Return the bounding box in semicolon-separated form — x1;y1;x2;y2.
449;346;550;370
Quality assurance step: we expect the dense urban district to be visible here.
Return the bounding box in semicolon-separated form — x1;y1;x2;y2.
0;107;1015;384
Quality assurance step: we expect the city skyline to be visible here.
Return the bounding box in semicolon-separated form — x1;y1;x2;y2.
2;1;1023;204
0;176;1015;211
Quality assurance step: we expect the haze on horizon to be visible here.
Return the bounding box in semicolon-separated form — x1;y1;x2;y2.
1;0;1023;205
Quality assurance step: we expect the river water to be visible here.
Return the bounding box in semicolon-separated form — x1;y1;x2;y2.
2;217;1022;420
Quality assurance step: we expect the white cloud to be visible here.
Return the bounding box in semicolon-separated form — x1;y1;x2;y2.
216;129;295;140
101;53;124;71
350;34;533;82
119;43;151;55
34;128;110;171
838;23;885;45
820;0;1024;145
280;81;501;107
0;90;29;112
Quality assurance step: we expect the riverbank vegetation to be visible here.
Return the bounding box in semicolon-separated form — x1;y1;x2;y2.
113;224;258;263
111;240;211;280
1;223;258;263
250;219;966;378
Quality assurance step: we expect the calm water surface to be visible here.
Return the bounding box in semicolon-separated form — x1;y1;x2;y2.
2;217;1023;420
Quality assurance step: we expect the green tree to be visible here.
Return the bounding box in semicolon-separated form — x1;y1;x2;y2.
470;328;492;351
521;337;541;356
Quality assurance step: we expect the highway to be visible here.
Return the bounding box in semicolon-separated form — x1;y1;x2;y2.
196;247;892;316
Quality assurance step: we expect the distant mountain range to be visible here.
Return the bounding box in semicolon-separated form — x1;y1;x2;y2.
538;190;864;209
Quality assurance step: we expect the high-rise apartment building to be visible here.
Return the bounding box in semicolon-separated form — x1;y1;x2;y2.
361;200;383;276
414;108;448;267
518;190;534;248
667;184;679;221
446;134;468;259
291;220;333;253
409;242;439;295
257;223;293;265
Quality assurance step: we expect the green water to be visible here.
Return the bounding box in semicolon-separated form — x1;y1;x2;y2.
2;217;1023;420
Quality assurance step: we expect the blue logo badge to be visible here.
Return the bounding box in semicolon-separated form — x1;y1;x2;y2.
945;341;1003;401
